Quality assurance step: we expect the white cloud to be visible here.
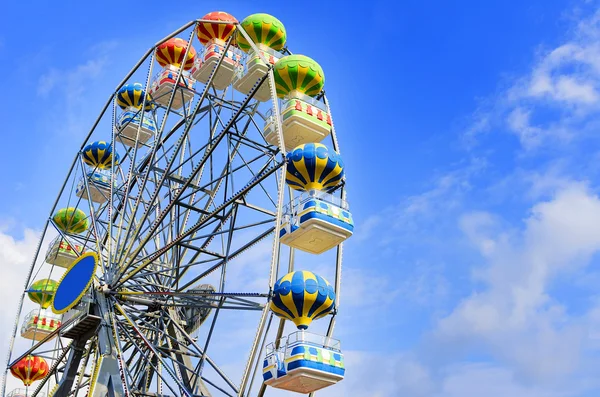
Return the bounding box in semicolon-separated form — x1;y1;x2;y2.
353;214;382;242
464;9;600;150
347;9;600;394
555;76;598;103
364;157;488;243
337;6;600;397
523;165;577;200
436;363;578;397
0;226;40;326
506;107;545;149
524;43;600;104
37;42;114;99
37;41;117;137
436;182;600;386
333;352;434;397
0;226;42;393
461;109;491;148
37;68;60;97
339;266;399;308
458;211;500;256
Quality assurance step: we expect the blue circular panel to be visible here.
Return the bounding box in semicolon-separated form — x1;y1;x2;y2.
52;253;97;313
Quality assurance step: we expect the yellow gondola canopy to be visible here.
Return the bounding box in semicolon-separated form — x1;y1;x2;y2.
285;143;344;193
117;83;154;111
82;141;119;170
269;270;335;330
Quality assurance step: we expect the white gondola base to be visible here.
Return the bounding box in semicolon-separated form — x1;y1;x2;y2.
233;62;273;102
191;44;241;90
76;180;111;204
21;327;54;341
20;310;61;341
265;367;344;394
264;93;332;150
263;332;345;394
264;118;329;151
117;119;155;148
45;238;84;268
149;68;195;110
150;81;194;109
192;57;235;90
280;219;352;255
264;116;331;152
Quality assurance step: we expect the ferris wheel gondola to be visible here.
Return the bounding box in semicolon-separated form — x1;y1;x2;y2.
233;14;287;102
191;12;242;90
115;83;157;148
3;10;353;397
149;37;197;109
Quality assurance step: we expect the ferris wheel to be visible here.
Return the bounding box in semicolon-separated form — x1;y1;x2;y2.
3;11;354;397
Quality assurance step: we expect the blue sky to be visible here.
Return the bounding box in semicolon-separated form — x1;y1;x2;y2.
3;0;600;395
